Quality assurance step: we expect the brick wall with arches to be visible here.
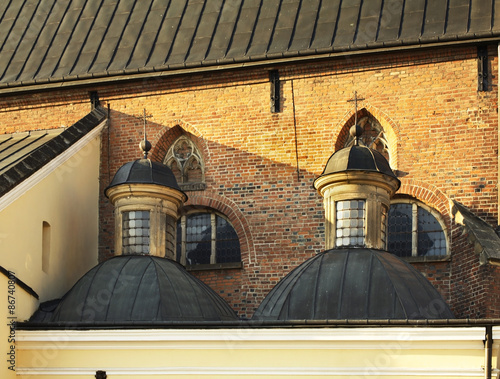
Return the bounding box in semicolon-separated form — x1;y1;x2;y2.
178;191;255;315
68;43;499;318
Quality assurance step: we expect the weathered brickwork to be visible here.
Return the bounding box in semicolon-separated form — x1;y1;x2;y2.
1;45;499;319
450;224;500;318
0;92;93;134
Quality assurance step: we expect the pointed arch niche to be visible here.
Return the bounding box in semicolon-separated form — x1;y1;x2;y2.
164;135;206;191
335;108;398;170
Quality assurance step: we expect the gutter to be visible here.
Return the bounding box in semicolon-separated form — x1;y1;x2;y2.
15;318;500;330
0;37;500;97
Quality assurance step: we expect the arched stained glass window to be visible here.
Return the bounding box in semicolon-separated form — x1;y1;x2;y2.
176;211;241;267
387;201;448;258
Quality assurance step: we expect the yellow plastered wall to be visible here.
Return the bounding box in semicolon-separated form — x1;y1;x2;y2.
15;328;494;379
0;133;101;377
0;274;38;379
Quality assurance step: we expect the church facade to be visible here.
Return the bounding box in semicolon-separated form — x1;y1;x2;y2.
1;0;500;318
1;0;500;377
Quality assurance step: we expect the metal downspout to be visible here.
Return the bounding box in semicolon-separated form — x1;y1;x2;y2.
485;325;492;379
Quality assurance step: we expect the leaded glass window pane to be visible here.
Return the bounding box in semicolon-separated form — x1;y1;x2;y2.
388;202;447;258
216;216;241;263
335;200;365;247
176;220;182;262
417;207;446;256
176;212;241;265
122;211;150;255
185;213;212;265
381;204;388;248
387;204;412;257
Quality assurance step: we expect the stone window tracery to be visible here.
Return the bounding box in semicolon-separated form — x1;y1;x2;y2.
164;136;205;191
344;116;390;163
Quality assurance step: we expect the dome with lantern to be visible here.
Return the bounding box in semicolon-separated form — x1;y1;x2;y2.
253;119;454;321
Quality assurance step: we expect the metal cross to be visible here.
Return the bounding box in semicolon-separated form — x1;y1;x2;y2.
347;91;365;145
347;91;365;126
139;108;153;158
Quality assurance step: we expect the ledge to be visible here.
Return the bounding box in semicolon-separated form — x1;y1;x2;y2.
403;255;451;263
186;262;243;271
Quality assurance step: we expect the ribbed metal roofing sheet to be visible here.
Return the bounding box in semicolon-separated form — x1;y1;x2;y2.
0;0;498;89
253;248;455;321
0;129;64;176
0;107;107;197
48;255;239;323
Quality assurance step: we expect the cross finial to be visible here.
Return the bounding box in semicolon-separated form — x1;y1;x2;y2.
347;91;365;145
139;108;152;158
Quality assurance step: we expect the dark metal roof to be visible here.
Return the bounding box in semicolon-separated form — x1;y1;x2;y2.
253;248;455;321
0;0;499;90
105;158;186;197
0;128;64;175
452;200;500;265
316;144;400;184
44;255;238;323
0;107;107;197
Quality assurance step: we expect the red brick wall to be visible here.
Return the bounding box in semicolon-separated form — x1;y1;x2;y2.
0;91;93;134
450;223;500;318
0;44;498;319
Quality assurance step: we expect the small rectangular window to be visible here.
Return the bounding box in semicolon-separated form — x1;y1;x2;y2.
270;70;280;113
381;205;388;248
478;46;489;92
335;200;365;247
42;221;51;273
122;211;150;255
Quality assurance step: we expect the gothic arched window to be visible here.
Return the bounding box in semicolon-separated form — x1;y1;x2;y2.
387;200;448;258
164;136;205;191
344;115;390;163
176;210;241;269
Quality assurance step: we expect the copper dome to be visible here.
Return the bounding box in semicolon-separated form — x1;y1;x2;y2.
49;256;238;323
253;248;454;321
105;158;186;199
315;145;400;190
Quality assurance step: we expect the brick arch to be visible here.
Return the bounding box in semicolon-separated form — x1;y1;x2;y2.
397;178;452;222
182;190;256;265
149;120;210;164
333;103;400;169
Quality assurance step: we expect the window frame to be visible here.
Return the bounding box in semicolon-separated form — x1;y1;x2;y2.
177;209;242;271
388;199;450;262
